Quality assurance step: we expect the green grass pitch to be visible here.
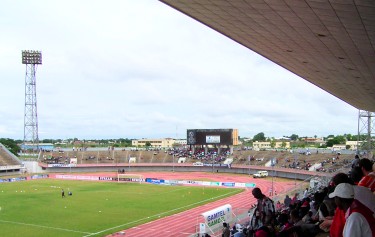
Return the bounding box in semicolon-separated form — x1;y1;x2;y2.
0;179;243;237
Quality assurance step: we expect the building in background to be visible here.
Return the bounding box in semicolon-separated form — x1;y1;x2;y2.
132;138;175;148
253;141;291;150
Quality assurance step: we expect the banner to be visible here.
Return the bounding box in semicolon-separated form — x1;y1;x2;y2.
245;183;256;188
221;182;235;187
145;178;165;184
30;174;49;179
202;204;232;228
70;158;77;164
48;164;77;168
0;177;27;182
234;183;246;188
55;175;99;181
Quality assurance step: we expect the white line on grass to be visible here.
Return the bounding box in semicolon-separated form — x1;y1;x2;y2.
83;189;239;237
141;186;191;196
0;219;92;234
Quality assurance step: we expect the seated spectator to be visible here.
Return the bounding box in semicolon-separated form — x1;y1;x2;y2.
302;211;313;224
291;193;298;205
303;188;309;199
276;201;282;211
329;183;375;237
254;226;271;237
351;154;360;168
350;166;364;184
358;158;375;192
231;224;238;236
320;173;375;237
290;209;303;226
299;200;312;224
284;195;291;207
319;190;336;220
277;213;293;233
233;228;247;237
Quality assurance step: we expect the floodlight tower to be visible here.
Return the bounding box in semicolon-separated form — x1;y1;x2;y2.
22;50;42;151
357;110;375;156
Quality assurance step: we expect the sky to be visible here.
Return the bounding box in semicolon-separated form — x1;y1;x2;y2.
0;0;359;140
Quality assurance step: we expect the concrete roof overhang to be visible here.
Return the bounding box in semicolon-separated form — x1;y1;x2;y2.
160;0;375;111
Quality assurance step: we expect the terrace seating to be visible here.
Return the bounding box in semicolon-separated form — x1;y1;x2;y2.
0;144;22;166
38;148;354;174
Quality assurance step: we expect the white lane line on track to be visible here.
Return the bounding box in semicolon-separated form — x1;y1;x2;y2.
124;183;288;237
0;219;92;234
83;189;240;237
123;176;294;237
121;189;254;236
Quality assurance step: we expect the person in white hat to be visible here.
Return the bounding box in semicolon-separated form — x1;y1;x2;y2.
329;183;375;237
320;172;375;237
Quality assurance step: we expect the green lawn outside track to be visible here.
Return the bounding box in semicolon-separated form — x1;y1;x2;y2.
0;179;243;237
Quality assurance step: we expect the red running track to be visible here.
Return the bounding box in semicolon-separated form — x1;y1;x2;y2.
105;172;296;237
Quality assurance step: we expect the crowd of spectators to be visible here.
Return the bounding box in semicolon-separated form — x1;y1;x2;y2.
38;146;356;173
280;153;350;174
41;152;73;164
167;147;231;164
228;156;375;237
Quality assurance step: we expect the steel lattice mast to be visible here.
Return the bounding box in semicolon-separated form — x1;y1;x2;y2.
358;110;375;156
22;50;42;151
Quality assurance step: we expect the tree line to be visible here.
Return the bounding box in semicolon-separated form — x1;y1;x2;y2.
1;132;372;157
246;132;372;148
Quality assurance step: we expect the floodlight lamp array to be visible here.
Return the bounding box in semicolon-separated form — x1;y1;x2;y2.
22;50;42;64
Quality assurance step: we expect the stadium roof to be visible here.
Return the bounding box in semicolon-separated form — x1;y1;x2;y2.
160;0;375;112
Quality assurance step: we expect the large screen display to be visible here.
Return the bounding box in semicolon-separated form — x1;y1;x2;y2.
187;129;234;145
206;135;220;143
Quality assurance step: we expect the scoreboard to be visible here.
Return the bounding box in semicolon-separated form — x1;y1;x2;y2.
186;129;238;146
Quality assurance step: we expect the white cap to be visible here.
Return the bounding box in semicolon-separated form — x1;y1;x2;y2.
329;183;354;199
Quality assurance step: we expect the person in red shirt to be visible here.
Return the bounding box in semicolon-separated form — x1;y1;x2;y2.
329;183;375;237
358;158;375;192
291;193;298;205
320;173;352;237
320;172;375;237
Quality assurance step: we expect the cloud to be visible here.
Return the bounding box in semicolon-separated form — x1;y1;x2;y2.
0;0;359;140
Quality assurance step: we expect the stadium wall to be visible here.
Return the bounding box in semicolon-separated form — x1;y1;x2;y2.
38;163;332;181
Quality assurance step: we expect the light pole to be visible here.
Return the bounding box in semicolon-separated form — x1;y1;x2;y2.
294;154;298;188
271;157;275;197
22;50;42;153
173;154;175;172
248;155;251;176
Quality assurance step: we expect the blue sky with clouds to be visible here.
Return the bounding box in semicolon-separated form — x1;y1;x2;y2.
0;0;358;140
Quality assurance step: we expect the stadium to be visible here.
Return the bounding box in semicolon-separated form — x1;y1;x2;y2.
1;0;375;237
0;129;358;237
